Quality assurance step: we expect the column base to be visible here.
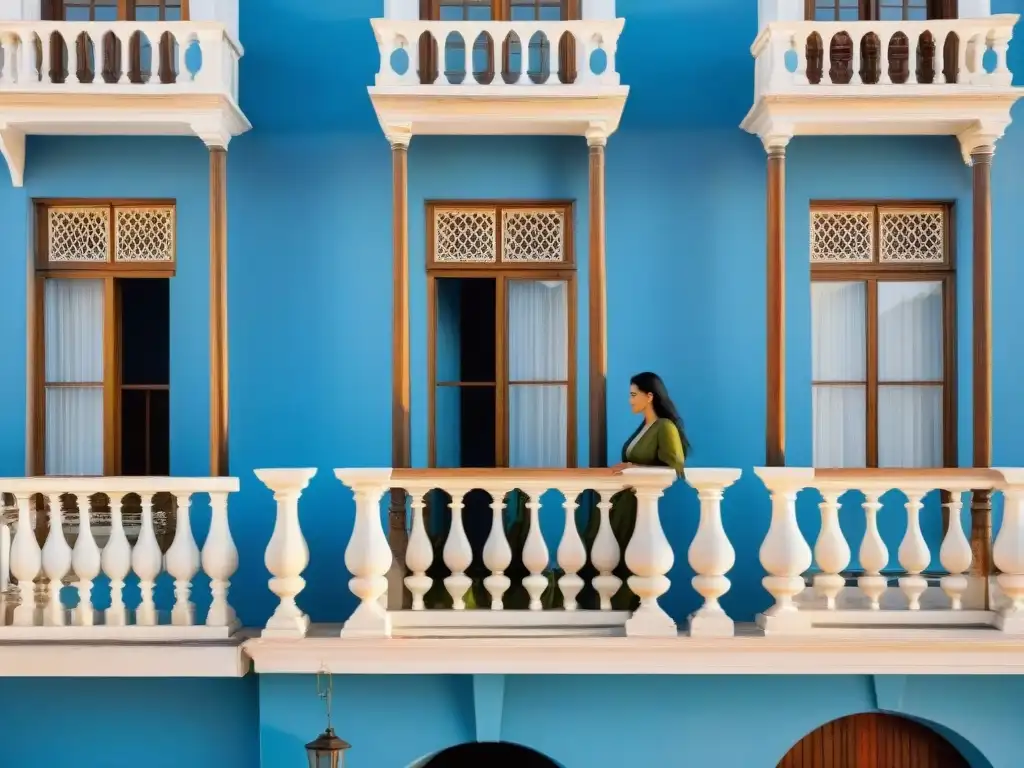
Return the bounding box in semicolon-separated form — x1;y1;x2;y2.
687;608;734;638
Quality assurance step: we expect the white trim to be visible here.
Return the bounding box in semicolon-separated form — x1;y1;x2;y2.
245;623;1024;675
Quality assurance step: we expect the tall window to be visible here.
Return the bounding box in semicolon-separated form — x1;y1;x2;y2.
419;0;580;85
810;203;955;469
43;0;187;84
428;202;576;469
33;201;175;477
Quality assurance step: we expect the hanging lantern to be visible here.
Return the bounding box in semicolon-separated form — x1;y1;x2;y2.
306;669;351;768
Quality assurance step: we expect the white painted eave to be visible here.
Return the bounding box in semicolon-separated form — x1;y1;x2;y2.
368;84;629;140
245;623;1024;675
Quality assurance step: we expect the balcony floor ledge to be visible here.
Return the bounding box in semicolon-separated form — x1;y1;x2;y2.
245;623;1024;676
0;633;253;677
368;84;629;138
742;87;1023;159
0;91;251;187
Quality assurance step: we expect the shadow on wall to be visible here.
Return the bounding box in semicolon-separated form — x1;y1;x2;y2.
410;742;564;768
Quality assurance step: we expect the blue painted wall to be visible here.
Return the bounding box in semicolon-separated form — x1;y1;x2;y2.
258;673;1022;768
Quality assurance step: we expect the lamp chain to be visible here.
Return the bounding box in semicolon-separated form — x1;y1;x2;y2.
316;666;333;730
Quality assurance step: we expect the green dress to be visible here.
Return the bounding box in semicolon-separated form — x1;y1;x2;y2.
581;418;686;610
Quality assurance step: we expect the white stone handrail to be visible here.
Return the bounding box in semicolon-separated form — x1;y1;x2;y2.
751;14;1016;95
0;475;240;639
371;17;622;87
0;20;241;99
753;467;1024;634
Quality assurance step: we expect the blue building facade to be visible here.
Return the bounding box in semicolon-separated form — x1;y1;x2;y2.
0;0;1023;766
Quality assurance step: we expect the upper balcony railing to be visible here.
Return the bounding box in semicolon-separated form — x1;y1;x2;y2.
751;14;1015;97
0;20;240;100
372;18;622;89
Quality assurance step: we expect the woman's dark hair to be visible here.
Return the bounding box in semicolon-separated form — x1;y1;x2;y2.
630;372;692;455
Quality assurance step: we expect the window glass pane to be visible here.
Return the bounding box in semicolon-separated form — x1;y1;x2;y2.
507;280;567;381
813;385;866;468
878;385;942;468
877;281;942;382
45;387;103;475
64;6;91;20
509;384;567;468
45;279;104;383
93;1;118;21
812;281;865;382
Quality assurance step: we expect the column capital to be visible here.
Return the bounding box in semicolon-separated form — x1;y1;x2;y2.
959;121;1007;165
586;122;609;148
386;123;413;149
191;120;232;150
760;132;791;155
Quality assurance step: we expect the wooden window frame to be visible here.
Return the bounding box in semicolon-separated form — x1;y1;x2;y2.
803;0;956;19
30;199;176;477
419;0;580;85
810;200;957;470
43;0;189;85
426;200;577;469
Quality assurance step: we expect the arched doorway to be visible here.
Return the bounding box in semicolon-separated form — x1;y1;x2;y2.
422;742;560;768
777;713;969;768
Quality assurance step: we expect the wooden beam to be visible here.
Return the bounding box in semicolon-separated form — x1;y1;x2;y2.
587;128;608;468
209;147;229;477
765;137;788;467
970;144;994;598
389;130;412;609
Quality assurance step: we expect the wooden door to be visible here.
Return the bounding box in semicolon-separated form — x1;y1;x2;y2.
777;714;969;768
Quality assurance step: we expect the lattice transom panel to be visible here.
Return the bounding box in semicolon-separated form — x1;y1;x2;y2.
879;210;944;263
115;206;175;262
47;207;109;262
434;208;497;263
810;210;874;263
502;209;565;262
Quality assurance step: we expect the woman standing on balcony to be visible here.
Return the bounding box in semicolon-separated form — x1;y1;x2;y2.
582;371;690;611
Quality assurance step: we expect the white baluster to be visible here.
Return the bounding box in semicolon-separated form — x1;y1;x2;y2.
858;490;889;610
687;469;741;637
132;493;162;626
337;469;393;637
442;488;473;610
755;468;813;634
590;495;620;611
102;494;132;627
556;489;586;611
939;490;972;610
993;472;1024;633
9;493;40;626
118;29;131;84
0;507;10;595
71;494;101;627
878;36;891;84
41;493;71;627
18;32;38;85
256;468;317;639
897;490;930;610
813;490;850;610
482;488;512;610
202;491;239;629
521;490;550;611
165;493;199;626
624;472;677;637
514;27;529;85
404;488;434;611
0;33;16;86
850;31;862;85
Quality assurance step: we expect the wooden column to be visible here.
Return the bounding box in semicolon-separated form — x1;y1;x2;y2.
588;128;608;468
389;130;412;609
765;137;789;467
970;143;995;595
209;146;229;477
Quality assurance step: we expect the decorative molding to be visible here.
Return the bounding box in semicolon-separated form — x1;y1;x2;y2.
472;674;506;743
385;122;413;148
0;640;250;677
959;121;1007;165
586;122;609;147
871;674;908;712
0;125;25;187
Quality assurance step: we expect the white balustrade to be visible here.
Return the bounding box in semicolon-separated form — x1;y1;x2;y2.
371;17;622;88
751;15;1015;96
0;476;240;640
686;469;743;637
752;467;1024;634
328;467;696;638
0;20;240;98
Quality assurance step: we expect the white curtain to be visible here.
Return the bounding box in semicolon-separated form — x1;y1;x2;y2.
507;280;568;468
877;281;943;468
812;281;866;467
44;279;104;476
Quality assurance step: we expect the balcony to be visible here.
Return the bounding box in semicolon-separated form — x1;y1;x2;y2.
368;17;627;141
0;20;250;186
740;14;1023;159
